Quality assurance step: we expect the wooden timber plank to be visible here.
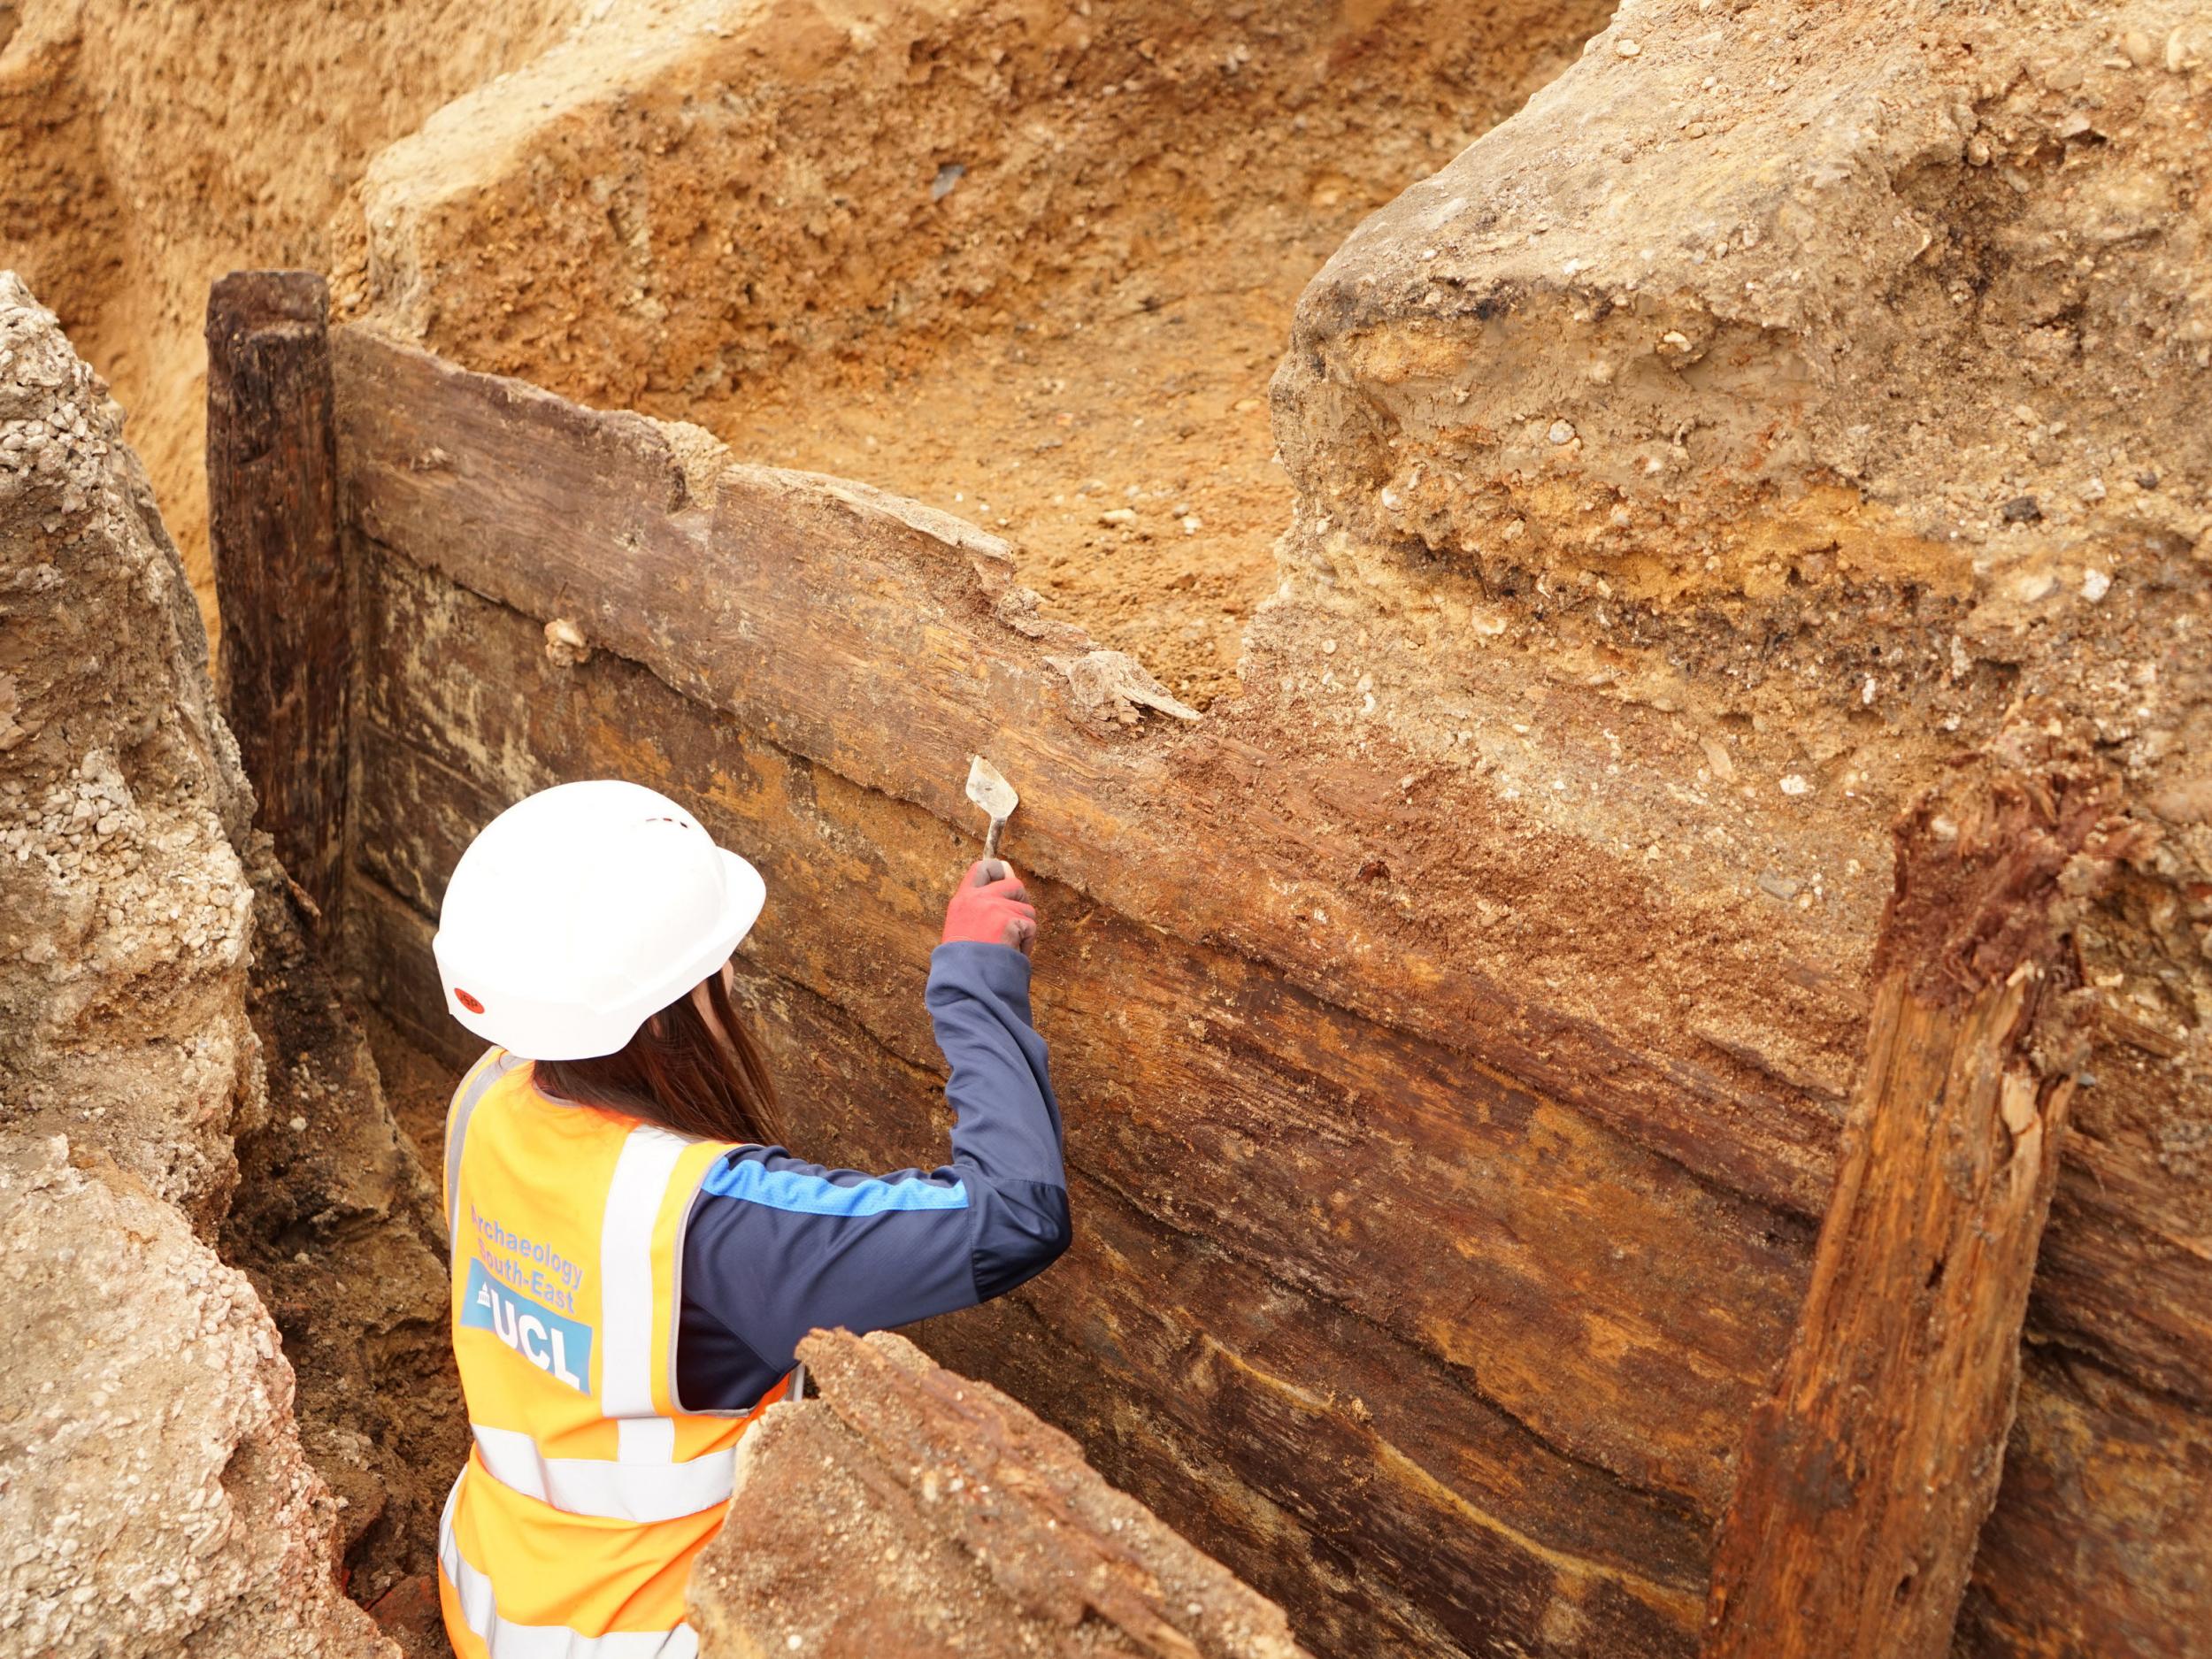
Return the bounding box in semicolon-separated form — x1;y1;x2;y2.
345;553;2212;1659
1955;1341;2212;1658
206;271;348;916
357;706;1786;1509
327;324;1839;1218
361;861;1706;1659
343;872;478;1072
1701;757;2127;1659
349;538;1806;1517
2028;1133;2212;1411
933;1176;1708;1659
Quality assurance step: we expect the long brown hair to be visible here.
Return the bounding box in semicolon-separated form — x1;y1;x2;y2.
534;969;787;1148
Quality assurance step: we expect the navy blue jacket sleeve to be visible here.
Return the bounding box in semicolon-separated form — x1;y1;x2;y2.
674;941;1068;1411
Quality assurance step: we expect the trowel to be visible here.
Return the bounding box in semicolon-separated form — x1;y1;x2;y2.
964;757;1018;860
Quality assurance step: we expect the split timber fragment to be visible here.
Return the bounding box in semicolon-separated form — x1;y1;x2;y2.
1702;735;2142;1659
691;1329;1310;1659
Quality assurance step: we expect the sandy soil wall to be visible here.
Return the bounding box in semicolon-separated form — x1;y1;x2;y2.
1;0;1602;696
333;0;1610;707
0;0;583;640
1269;2;2212;1651
2;266;466;1648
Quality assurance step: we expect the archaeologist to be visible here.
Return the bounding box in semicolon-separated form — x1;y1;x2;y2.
426;780;1068;1657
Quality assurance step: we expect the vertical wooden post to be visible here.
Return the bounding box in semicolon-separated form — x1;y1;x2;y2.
1701;752;2131;1659
206;270;348;919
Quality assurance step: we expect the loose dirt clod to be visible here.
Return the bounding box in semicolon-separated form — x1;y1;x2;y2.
691;1330;1310;1659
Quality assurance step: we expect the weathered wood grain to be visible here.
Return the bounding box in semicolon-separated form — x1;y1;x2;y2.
324;329;2212;1659
327;325;1840;1219
1702;760;2119;1659
344;538;1742;1655
1955;1342;2212;1659
932;1172;1709;1659
348;539;1795;1498
206;271;347;917
362;856;1703;1658
345;872;472;1070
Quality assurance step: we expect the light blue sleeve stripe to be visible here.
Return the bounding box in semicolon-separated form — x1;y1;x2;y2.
699;1158;971;1217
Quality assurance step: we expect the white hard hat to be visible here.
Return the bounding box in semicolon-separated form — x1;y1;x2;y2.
432;780;766;1061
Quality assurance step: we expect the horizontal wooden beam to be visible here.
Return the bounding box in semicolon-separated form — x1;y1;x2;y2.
327;322;1836;1217
344;537;1737;1656
349;539;1793;1508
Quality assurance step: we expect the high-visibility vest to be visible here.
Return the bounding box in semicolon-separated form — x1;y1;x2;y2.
435;1049;790;1659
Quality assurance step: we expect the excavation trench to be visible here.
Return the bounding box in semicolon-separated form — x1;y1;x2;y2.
175;7;1622;1643
19;1;2208;1655
207;882;470;1645
234;315;1763;1659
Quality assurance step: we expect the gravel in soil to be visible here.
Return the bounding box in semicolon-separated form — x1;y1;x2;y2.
706;248;1311;711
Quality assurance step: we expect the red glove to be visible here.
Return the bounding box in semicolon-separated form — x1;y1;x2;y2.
942;860;1038;955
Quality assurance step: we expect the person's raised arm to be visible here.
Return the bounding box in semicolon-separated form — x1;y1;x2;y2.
673;862;1068;1409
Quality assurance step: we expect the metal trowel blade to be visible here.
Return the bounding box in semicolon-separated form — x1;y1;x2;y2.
964;757;1018;857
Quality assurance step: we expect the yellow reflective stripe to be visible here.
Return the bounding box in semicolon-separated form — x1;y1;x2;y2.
655;1138;726;1420
469;1424;734;1523
599;1125;687;1424
439;1481;700;1659
445;1049;517;1252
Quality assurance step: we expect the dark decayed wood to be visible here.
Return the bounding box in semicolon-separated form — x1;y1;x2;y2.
341;538;1753;1659
319;326;2201;1659
1702;753;2129;1659
325;323;1837;1218
206;271;348;918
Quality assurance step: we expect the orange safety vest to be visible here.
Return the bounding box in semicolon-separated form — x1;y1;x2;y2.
435;1049;790;1658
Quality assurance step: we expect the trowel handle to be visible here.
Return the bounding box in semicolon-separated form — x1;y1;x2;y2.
984;817;1007;860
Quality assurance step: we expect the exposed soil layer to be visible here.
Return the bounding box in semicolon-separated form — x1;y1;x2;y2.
365;1007;460;1183
0;0;585;641
3;270;466;1652
334;0;1613;707
664;10;1611;709
708;274;1294;708
3;0;1607;703
220;881;465;1615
